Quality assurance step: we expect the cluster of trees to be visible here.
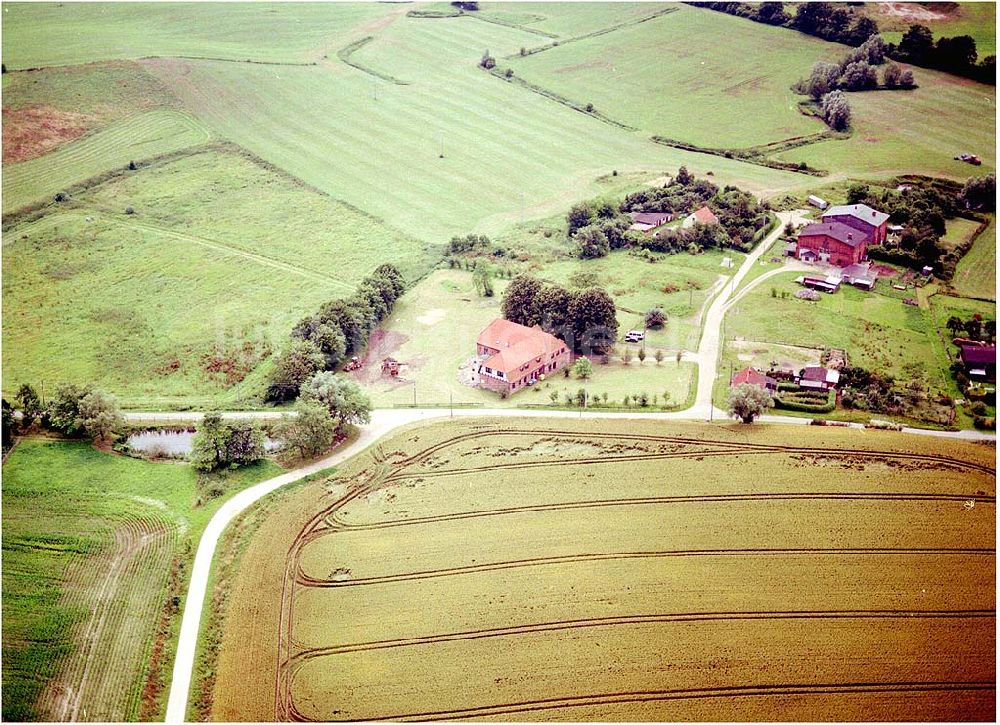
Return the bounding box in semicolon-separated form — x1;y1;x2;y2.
796;35;913;99
837;365;914;416
847;178;991;276
2;383;124;448
895;23;994;84
501;275;619;354
565;199;642;259
190;413;266;472
620;168;771;253
946;314;996;344
269;265;405;402
275;371;372;459
694;2;995;85
959;174;996;212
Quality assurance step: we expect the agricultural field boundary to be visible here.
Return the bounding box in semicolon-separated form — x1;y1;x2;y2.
651;134;835;176
504;6;680;59
484;66;637;131
337;37;411;85
461;12;560;38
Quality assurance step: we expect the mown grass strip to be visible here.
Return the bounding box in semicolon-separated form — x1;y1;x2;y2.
651;135;831;176
504;6;679;58
337;37;411;85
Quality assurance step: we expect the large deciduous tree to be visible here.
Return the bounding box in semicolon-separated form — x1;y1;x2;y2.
501;275;544;326
299;371;372;429
727;383;773;424
266;339;326;402
276;399;336;459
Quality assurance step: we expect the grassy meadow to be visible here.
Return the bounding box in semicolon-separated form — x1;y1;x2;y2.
858;1;997;57
2;110;212;213
507;4;840;147
137;13;806;244
0;2;395;68
207;417;996;721
2;149;436;406
723;271;954;388
1;438;281;721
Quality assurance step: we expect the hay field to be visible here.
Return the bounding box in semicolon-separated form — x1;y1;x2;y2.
207;418;995;722
139;13;806;244
507;4;838;148
953;217;996;301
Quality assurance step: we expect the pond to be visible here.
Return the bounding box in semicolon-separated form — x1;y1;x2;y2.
126;429;284;458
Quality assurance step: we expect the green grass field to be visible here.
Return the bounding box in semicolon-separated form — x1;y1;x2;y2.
0;2;395;68
723;271;953;390
2;149;437;405
952;217;996;301
2;438;281;721
136;13;806;244
507;4;840;148
774;70;996;180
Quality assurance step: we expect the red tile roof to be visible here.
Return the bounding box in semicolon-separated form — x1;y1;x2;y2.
690;206;718;225
798;221;865;248
730;367;776;389
959;343;996;366
630;211;672;226
478;319;568;376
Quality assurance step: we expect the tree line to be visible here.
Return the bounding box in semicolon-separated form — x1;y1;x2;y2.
692;2;995;85
3;383;124;452
500;275;619;355
267;264;405;402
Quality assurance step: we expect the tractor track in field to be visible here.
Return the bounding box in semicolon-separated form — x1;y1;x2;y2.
270;426;995;721
328;682;996;722
327;491;996;531
287;609;995;661
373;428;998;479
293;548;995;588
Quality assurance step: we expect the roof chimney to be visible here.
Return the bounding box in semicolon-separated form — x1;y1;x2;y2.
848;232;852;239
872;210;876;217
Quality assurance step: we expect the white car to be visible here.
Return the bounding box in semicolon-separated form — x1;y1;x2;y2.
624;331;644;343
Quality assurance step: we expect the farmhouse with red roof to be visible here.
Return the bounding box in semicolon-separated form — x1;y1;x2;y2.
476;319;571;395
730;367;777;392
958;342;996;382
682;205;719;228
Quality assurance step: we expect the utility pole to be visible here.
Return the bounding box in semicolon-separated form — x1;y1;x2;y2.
413;381;417;407
450;390;453;418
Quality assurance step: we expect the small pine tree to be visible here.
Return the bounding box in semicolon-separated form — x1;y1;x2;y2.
637;347;647;363
654;349;664;365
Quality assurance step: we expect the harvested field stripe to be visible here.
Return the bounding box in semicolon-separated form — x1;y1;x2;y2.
290;610;996;659
348;682;997;722
294;549;995;587
329;492;996;531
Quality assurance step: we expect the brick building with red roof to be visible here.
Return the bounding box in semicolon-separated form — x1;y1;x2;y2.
730;367;778;392
476;319;571;395
795;221;869;267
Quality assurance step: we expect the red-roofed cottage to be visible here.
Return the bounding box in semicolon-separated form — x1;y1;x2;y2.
730;367;778;392
795;221;868;267
682;205;719;228
476;319;571;395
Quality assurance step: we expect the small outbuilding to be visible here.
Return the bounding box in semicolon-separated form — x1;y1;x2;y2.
799;366;840;390
959;343;996;382
629;211;673;234
807;195;828;210
682;205;719;228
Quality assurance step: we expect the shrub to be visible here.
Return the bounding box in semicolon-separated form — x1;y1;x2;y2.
644;308;666;329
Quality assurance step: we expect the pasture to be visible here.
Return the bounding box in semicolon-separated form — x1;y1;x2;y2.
2;149;435;406
952;216;996;301
859;2;997;57
206;417;996;721
507;4;840;148
1;438;281;721
349;268;699;409
1;109;211;214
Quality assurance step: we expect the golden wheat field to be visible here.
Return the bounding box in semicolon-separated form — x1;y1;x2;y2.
206;419;995;722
